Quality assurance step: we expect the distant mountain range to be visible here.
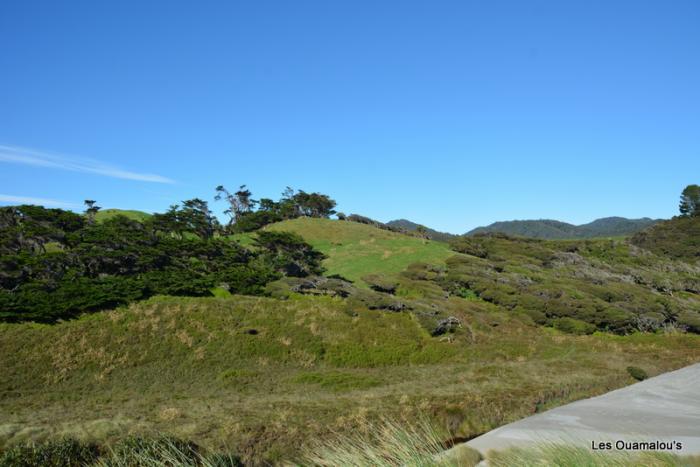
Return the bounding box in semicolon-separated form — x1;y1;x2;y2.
385;219;456;242
465;217;662;239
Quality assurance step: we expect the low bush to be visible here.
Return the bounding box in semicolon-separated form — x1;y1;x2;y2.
626;366;648;381
362;274;399;294
552;317;596;335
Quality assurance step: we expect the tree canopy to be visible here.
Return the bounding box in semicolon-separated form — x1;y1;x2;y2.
214;185;336;233
680;184;700;217
0;195;326;323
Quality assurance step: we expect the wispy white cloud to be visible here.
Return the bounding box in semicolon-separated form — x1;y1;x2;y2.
0;194;81;209
0;145;175;184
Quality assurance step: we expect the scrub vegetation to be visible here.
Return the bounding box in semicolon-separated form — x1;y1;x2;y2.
1;184;700;465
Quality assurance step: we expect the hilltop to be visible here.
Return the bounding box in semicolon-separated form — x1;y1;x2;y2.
264;217;454;283
466;216;660;239
94;208;152;223
386;219;456;242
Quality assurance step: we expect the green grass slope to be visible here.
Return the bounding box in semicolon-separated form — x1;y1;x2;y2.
264;218;455;283
94;209;152;223
2;295;698;464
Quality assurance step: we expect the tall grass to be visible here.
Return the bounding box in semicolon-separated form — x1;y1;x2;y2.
94;436;242;467
488;443;700;467
298;417;481;467
0;436;242;467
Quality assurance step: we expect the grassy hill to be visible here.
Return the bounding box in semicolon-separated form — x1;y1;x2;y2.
467;217;660;239
264;218;455;283
2;295;698;464
2;214;700;464
94;208;152;223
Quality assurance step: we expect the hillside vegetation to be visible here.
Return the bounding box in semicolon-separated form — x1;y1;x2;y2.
0;198;327;323
446;233;700;334
265;218;455;283
2;188;700;464
632;215;700;261
467;217;659;239
2;294;699;464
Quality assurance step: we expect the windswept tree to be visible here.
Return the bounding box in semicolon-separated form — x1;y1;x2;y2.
151;205;183;238
292;191;337;218
153;199;219;239
214;184;338;233
680;184;700;217
84;200;101;225
278;186;299;219
0;205;84;255
258;198;277;212
215;185;257;226
180;198;219;239
254;231;325;277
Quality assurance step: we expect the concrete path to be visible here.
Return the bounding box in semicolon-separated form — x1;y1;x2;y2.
459;363;700;458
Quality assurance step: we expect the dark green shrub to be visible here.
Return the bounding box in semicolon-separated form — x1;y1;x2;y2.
516;294;548;313
626;366;648;381
349;289;407;311
677;311;700;333
1;209;324;322
402;262;444;281
449;237;488;258
552;317;596;335
362;274;398;294
478;285;519;308
255;231;325;277
0;438;100;467
230;210;282;233
515;306;547;325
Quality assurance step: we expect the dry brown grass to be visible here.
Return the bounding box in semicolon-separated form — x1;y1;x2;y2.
1;295;699;464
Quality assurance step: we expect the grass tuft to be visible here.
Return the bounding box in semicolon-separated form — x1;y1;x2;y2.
299;417;481;467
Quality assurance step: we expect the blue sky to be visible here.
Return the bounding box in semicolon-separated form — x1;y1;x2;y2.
1;0;698;233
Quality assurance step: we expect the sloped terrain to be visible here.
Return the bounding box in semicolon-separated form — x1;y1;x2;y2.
446;233;700;333
2;295;699;464
2;216;700;464
264;218;455;283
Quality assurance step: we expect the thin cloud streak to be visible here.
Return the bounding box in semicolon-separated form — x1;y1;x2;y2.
0;145;175;184
0;194;81;209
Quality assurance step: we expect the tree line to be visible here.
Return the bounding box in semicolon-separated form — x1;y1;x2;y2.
0;185;335;323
